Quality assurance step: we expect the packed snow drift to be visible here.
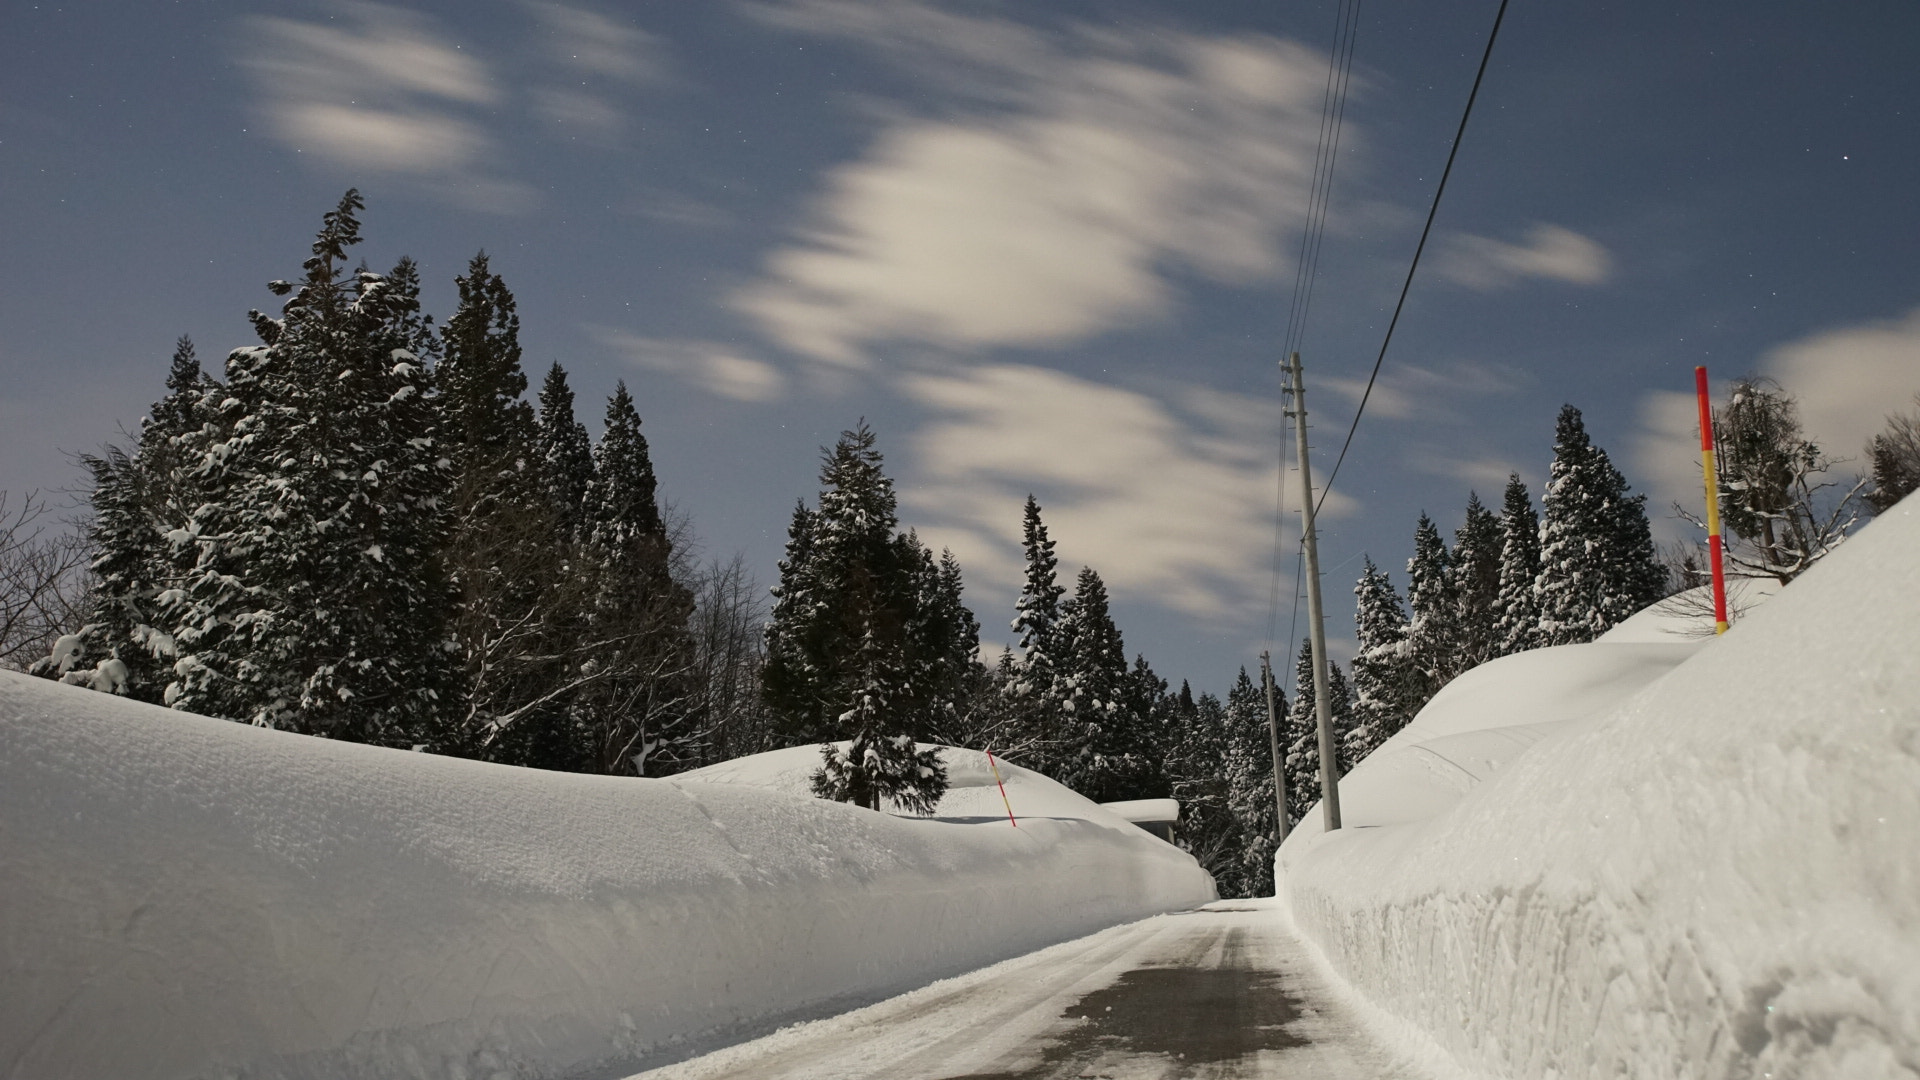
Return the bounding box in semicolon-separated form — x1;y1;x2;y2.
0;687;1212;1080
1279;500;1919;1079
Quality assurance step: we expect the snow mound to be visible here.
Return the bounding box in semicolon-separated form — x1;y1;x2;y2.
1280;500;1920;1080
680;743;1150;832
0;682;1214;1080
1596;575;1784;642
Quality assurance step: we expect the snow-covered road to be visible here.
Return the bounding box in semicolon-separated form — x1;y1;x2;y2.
623;899;1423;1080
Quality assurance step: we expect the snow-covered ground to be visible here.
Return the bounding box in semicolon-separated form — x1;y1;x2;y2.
1279;499;1920;1079
0;690;1212;1080
626;898;1419;1080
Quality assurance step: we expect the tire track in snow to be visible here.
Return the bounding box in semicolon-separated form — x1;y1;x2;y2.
621;900;1427;1080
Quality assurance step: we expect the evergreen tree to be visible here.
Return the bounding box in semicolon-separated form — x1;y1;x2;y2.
1493;474;1543;654
1223;667;1278;897
1865;394;1920;515
534;363;596;539
1536;405;1664;644
1051;567;1149;801
1348;556;1416;762
1283;638;1323;829
167;190;455;745
1404;512;1457;698
43;337;212;699
910;544;983;746
1708;378;1863;582
1451;492;1503;671
577;381;697;775
1170;689;1250;895
763;499;825;740
1326;660;1355;774
437;252;531;469
432;253;582;763
1122;653;1173;798
762;423;948;812
1006;495;1068;770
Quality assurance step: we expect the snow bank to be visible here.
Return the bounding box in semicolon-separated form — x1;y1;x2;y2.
1280;502;1920;1080
0;686;1213;1080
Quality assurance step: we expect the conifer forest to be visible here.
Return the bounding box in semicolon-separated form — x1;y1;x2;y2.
11;193;1912;899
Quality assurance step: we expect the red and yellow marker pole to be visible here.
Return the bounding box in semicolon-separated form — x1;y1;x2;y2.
1695;366;1731;634
986;749;1017;828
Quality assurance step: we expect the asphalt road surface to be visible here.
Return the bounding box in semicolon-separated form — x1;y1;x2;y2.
623;899;1425;1080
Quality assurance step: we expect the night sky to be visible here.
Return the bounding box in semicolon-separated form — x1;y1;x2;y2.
5;0;1917;698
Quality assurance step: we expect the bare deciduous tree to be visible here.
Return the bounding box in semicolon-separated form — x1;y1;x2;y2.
0;492;92;671
1677;378;1865;585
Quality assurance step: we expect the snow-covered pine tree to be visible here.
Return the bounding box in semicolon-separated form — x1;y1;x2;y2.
1223;667;1278;896
1165;685;1245;894
1404;512;1457;700
1283;638;1322;829
1493;473;1543;654
577;381;697;775
1348;556;1415;763
534;363;596;540
762;499;825;741
1326;659;1355;775
1536;405;1664;644
1051;566;1149;802
1451;492;1503;671
1122;653;1173;797
437;252;532;470
168;191;455;745
1865;394;1920;516
1709;378;1864;583
42;337;213;699
1005;495;1068;771
763;423;947;812
432;253;591;764
908;543;982;746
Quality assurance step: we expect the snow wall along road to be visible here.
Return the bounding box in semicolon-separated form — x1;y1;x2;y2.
0;687;1214;1080
1279;496;1920;1080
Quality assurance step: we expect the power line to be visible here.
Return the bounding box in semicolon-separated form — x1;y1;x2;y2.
1314;0;1513;516
1269;0;1363;654
1283;0;1364;361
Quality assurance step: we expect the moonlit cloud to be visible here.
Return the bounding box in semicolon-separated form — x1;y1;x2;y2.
594;329;788;403
1435;224;1613;291
897;365;1354;622
522;3;667;143
526;2;667;82
1317;360;1530;423
1631;304;1920;536
240;4;499;176
734;3;1335;367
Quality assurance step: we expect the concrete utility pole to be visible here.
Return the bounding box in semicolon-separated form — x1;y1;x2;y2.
1285;352;1342;832
1260;650;1289;846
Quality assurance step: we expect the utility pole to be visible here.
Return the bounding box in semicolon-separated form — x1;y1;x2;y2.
1285;352;1342;831
1261;650;1289;846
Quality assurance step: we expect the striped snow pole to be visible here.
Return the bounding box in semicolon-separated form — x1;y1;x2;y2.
1695;366;1731;634
986;749;1017;827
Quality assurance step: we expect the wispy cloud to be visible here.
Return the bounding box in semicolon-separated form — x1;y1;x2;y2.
526;2;668;82
238;2;671;206
238;3;533;210
523;2;669;143
733;2;1337;368
1434;224;1612;291
594;329;787;403
1317;360;1530;423
897;364;1354;622
1631;304;1920;535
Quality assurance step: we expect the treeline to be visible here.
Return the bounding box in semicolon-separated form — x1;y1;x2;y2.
24;191;1915;901
754;433;1285;896
37;191;772;774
